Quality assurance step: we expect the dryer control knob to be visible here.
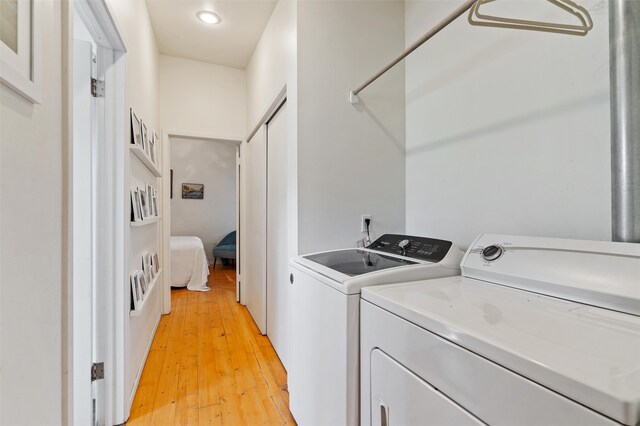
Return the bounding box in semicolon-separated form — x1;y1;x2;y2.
482;245;503;261
398;239;411;250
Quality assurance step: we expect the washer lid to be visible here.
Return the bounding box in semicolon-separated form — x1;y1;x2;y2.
303;249;417;276
362;277;640;425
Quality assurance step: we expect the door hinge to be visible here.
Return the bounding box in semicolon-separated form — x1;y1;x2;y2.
91;362;104;381
91;78;105;98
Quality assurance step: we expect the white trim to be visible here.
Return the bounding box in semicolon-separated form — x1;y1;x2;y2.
239;140;246;304
162;131;172;314
236;146;241;302
166;129;244;144
74;0;125;51
62;1;126;425
246;85;287;142
105;46;127;426
61;5;73;424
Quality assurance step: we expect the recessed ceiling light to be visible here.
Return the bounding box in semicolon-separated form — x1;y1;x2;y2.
197;11;221;25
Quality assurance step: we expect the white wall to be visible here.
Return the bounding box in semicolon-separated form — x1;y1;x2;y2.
245;0;406;256
296;0;406;254
105;0;162;416
245;0;298;263
170;137;237;258
108;0;159;129
0;0;63;423
246;0;296;130
405;0;611;248
159;55;246;139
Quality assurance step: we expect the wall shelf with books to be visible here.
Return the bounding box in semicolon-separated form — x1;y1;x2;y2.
130;182;160;224
126;106;164;410
130;269;162;317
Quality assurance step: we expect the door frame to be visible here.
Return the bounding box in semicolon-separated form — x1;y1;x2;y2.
62;1;126;424
161;130;243;314
236;144;241;302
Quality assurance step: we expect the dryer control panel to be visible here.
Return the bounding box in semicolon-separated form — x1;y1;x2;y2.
369;234;453;262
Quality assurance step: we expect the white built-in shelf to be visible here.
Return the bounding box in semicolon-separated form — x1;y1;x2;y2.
131;217;160;227
130;268;162;317
130;145;162;177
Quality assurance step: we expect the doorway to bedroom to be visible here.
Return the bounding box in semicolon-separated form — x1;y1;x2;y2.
167;135;240;296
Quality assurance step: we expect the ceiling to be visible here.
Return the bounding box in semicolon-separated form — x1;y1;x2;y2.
146;0;278;69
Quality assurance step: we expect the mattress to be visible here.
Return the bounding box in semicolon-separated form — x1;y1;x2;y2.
170;236;210;292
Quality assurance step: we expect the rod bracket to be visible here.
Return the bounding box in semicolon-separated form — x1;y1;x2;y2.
349;91;359;104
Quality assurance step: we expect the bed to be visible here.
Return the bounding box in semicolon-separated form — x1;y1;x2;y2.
170;236;210;292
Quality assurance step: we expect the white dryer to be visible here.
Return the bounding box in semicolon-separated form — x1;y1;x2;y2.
361;233;640;426
288;234;464;426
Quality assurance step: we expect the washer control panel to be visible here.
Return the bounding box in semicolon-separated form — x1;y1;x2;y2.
368;234;453;262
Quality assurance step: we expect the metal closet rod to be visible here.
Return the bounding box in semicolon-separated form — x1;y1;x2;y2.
349;0;478;104
349;0;593;103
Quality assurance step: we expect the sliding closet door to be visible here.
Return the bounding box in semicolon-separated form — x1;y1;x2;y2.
244;126;267;333
266;103;289;367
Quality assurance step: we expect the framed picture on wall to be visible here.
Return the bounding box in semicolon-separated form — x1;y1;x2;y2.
151;132;159;166
130;109;143;147
150;253;156;278
0;0;42;103
139;185;148;218
152;188;158;217
146;253;155;280
146;183;154;216
149;132;156;165
182;183;204;199
142;254;150;282
141;121;148;153
148;188;154;217
153;252;160;273
130;272;142;310
138;271;147;298
130;188;141;222
129;189;140;222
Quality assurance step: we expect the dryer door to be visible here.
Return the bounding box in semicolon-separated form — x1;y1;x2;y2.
371;349;483;426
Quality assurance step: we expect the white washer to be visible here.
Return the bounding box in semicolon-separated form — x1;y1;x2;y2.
361;233;640;426
288;234;464;426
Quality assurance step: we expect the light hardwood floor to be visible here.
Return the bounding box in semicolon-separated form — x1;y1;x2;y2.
127;265;296;425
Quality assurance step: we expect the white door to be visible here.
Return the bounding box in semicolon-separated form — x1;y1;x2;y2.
266;103;289;367
73;38;103;425
71;3;126;424
244;126;267;333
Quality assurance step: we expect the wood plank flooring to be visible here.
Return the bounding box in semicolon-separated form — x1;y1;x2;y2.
127;265;296;425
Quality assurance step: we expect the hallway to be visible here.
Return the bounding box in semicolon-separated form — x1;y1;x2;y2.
128;266;295;425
